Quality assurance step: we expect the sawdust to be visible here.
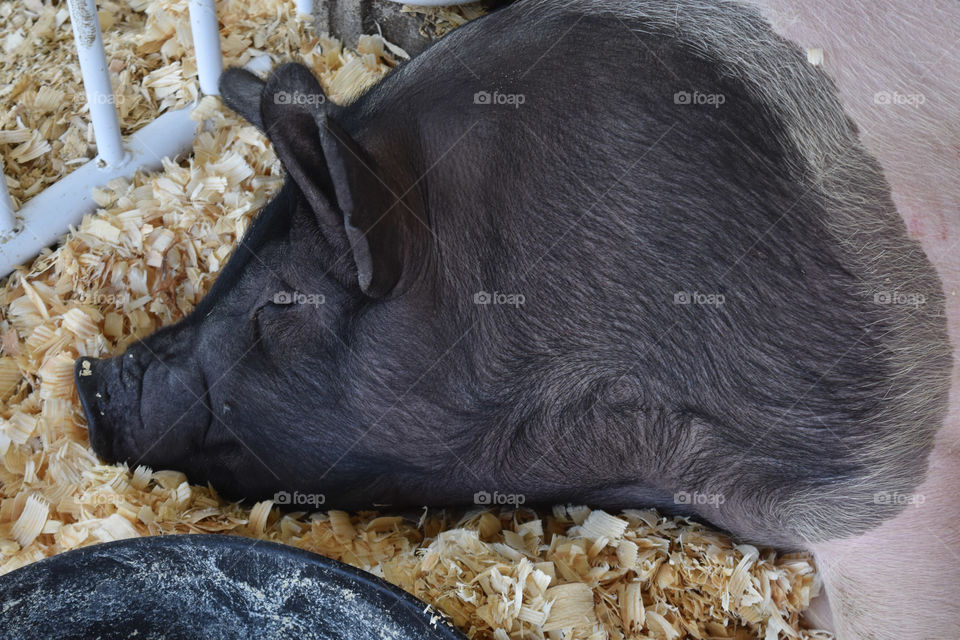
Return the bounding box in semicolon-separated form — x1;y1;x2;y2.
401;2;490;39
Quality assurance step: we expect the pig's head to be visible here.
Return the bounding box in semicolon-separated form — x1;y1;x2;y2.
74;64;453;505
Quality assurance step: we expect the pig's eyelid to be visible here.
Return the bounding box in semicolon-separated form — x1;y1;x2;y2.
252;298;299;344
252;305;264;343
251;303;285;343
262;277;298;307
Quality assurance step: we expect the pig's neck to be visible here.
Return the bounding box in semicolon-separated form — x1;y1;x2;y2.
745;1;960;637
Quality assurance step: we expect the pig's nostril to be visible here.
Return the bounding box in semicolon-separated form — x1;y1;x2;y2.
74;356;118;463
75;357;100;428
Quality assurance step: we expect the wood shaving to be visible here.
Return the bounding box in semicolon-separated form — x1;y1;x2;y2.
0;1;832;638
0;0;394;206
401;2;490;39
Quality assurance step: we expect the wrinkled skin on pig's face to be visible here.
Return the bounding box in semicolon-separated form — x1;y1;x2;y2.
76;0;952;554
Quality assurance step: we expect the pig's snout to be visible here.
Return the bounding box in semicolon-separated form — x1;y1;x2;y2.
73;357;104;444
74;340;210;469
74;354;146;463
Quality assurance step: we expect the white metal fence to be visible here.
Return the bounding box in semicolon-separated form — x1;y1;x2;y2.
0;0;313;277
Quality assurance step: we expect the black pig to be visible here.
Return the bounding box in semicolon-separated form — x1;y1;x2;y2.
75;0;950;550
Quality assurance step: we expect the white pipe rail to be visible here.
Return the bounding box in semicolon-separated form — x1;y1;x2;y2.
0;110;198;274
67;0;126;168
296;0;314;16
0;0;243;277
0;159;16;238
189;0;224;96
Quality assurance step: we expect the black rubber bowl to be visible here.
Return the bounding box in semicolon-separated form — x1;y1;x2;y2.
0;534;466;640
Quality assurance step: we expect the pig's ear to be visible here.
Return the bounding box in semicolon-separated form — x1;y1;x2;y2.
317;117;405;298
260;63;404;298
218;67;266;131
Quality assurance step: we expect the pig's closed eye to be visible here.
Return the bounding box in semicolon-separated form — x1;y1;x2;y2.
252;299;289;341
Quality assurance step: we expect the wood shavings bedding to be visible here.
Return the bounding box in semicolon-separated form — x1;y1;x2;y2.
401;2;490;39
0;0;395;206
0;1;832;638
